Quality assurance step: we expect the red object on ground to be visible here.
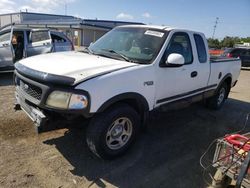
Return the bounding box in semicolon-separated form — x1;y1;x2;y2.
209;49;224;56
225;134;250;151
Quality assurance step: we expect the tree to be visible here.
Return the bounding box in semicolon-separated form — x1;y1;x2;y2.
207;36;250;49
221;36;240;48
207;38;221;49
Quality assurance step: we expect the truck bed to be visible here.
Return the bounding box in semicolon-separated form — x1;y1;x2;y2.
210;56;239;63
208;57;241;88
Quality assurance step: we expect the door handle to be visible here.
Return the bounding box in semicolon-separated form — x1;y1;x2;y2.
191;71;198;78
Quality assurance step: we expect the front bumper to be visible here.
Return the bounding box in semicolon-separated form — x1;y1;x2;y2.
13;70;92;132
15;89;47;132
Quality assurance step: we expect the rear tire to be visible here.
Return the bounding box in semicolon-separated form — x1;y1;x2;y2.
206;82;229;110
86;103;140;159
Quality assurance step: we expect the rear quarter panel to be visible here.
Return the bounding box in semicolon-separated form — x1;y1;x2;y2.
208;59;241;87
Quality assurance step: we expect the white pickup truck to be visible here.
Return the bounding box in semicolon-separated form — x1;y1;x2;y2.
14;25;241;159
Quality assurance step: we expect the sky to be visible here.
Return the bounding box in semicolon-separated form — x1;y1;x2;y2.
0;0;250;39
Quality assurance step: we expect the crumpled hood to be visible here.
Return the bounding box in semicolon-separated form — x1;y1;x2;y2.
16;51;136;85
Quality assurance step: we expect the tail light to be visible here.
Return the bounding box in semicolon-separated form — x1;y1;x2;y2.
227;53;233;58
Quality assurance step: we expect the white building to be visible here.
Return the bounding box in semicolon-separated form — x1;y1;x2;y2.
0;12;144;46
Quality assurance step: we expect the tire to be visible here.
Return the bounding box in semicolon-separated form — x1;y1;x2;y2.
211;169;233;188
206;82;229;110
86;103;140;159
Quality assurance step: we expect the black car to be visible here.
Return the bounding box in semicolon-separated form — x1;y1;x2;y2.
241;49;250;67
221;48;250;67
221;48;246;58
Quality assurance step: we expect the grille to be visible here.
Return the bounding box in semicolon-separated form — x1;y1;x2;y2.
20;80;42;101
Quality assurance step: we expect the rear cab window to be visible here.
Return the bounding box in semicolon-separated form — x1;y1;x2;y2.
194;34;207;63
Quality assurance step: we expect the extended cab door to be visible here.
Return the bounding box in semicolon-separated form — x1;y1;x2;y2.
0;29;14;69
155;31;210;107
192;33;210;89
26;29;52;57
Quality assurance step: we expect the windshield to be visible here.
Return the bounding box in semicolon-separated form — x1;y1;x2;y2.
89;27;168;64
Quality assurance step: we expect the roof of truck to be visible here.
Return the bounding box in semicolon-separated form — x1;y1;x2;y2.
117;24;174;30
117;24;203;35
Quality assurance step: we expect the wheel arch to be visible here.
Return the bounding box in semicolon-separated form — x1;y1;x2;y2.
216;73;232;98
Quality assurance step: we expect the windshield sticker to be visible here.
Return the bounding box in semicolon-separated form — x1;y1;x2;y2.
144;30;164;37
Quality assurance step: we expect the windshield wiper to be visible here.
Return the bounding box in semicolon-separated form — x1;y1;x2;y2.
101;49;133;62
80;47;93;54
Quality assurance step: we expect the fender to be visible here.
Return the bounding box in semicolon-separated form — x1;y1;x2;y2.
97;92;150;113
215;73;232;98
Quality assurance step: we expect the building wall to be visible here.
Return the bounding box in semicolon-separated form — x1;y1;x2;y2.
83;29;94;46
21;13;74;22
0;13;21;27
95;30;106;40
0;12;143;46
82;29;107;46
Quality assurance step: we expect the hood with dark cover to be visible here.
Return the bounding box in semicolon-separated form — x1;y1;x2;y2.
15;51;137;85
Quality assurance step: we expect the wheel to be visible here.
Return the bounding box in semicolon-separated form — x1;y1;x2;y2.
86;103;140;159
211;169;234;188
206;82;229;110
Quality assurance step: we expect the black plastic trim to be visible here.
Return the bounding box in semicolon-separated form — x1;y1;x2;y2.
210;58;239;63
0;65;14;72
97;92;149;113
156;89;214;111
15;62;75;86
156;84;217;104
215;73;232;95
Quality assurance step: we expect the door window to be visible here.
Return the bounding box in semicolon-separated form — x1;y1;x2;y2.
30;31;50;43
51;34;66;43
164;32;193;64
194;34;207;63
0;32;11;43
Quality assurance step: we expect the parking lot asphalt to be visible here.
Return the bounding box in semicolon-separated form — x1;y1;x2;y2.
0;70;250;188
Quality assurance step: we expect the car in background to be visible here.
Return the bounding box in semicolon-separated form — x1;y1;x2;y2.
0;26;74;72
221;48;250;67
221;48;247;58
240;49;250;67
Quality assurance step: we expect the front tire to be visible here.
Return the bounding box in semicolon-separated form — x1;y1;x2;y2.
206;82;229;110
86;103;140;159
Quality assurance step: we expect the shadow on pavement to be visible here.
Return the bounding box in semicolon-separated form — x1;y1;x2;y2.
44;99;250;188
0;72;14;86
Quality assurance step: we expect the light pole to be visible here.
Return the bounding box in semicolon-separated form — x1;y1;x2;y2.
212;17;219;39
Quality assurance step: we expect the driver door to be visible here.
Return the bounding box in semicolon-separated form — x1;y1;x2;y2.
0;28;14;69
26;29;52;57
155;32;198;107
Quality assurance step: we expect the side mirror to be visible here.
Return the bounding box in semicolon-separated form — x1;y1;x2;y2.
89;42;94;47
166;53;185;67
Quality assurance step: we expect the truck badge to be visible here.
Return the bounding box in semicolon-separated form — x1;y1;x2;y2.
144;81;154;86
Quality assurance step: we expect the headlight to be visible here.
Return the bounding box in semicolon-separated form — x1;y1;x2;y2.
46;91;88;110
68;94;88;109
